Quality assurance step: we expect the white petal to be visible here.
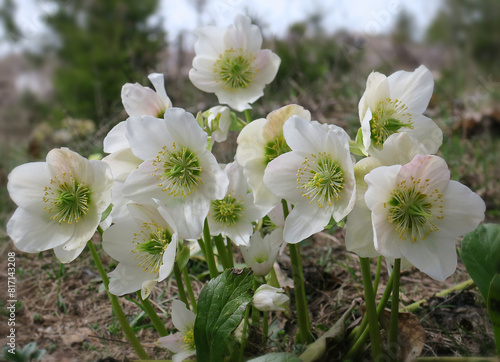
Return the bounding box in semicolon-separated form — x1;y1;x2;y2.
397;155;450;194
345;205;379;258
173;350;196;362
193;26;226;58
121;83;164;117
62;209;99;250
263;152;305;203
102;215;138;263
172;299;195;331
364;165;400;211
163;108;207;154
103;121;129;153
370;132;428;165
7;161;50;210
371;202;403;259
141;279;158;299
363;72;390;113
158;333;184;353
236;118;267;166
103;148;142;182
361;108;373;151
188;67;220;93
54;242;86;263
262;104;311;141
283;202;332;244
148;73;172;109
253;49;281;85
108;263;154;296
126;115;172;161
122;161;165;206
158;240;177;281
388;65;433;115
244;158;280;208
166;194;209;239
405;115;443;154
225;14;262;52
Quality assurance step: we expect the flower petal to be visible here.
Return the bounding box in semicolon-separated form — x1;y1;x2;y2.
263;152;305;203
283;202;331;244
388;65;434;115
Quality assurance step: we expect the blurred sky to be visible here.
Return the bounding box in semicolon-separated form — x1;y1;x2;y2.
2;0;444;56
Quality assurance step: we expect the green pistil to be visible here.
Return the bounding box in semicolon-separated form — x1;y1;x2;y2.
133;224;172;274
264;135;291;164
388;187;434;242
214;48;256;90
370;98;414;147
211;195;244;226
154;145;202;198
45;180;91;224
182;327;196;350
298;154;344;208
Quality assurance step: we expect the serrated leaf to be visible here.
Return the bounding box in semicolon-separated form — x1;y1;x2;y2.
487;274;500;355
247;352;302;362
194;268;254;362
460;224;500;301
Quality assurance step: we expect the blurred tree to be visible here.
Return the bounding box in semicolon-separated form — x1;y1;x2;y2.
42;0;166;125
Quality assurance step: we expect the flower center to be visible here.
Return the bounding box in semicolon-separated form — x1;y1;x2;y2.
264;135;291;164
214;48;256;90
43;175;91;224
132;221;172;274
386;178;444;242
370;98;414;147
152;143;203;198
182;326;196;350
211;195;244;226
297;153;344;208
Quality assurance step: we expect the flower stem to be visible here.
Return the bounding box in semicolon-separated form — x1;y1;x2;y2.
268;267;280;288
182;267;197;314
136;292;168;337
203;219;219;279
238;304;251;362
173;262;189;308
388;258;401;361
214;234;231;270
282;199;313;344
87;239;149;359
244;109;253;124
226;237;235;268
359;257;383;360
262;276;269;348
373;256;383;292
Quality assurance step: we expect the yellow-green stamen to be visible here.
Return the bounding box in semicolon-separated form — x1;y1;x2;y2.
214;48;256;90
370;98;414;147
264;135;291;164
211;195;244;226
132;221;173;274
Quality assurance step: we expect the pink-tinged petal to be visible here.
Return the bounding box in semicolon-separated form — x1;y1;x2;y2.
158;239;177;281
7;208;74;252
438;181;485;237
7;161;50;210
388;65;433;115
397;155;450;194
103;121;129;153
370;202;403;259
405;114;443;154
345;205;379;258
283;202;331;244
54;242;86;263
148;73;172;109
126;115;173;161
263;152;305;203
103;148;142;183
364;165;401;211
46;148;92;182
121;83;164;117
172;299;196;332
399;233;457;282
158;332;184;353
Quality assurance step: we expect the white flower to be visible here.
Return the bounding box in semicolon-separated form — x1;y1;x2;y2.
252;284;289;311
122;72;172;118
208;161;269;246
240;230;282;277
236;104;311;207
7;148;113;262
345;132;430;258
359;65;442;154
189;14;280;111
121;108;229;239
204;106;231;143
103;202;178;299
158;300;196;362
263;116;356;244
365;154;485;281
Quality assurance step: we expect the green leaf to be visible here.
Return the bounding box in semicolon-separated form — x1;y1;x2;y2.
247;352;302;362
194;268;254;362
99;203;113;223
460;224;500;301
229;112;246;132
487;274;500;355
175;242;191;271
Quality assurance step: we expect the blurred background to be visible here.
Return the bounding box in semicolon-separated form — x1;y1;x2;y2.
0;0;499;227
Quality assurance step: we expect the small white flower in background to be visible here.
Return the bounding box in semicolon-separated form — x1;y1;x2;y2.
263;116;356;244
7;148;113;263
252;284;289;312
122;72;172;119
203;106;231;144
208;161;270;246
365;154;485;281
359;65;442;154
121;108;229;239
236;104;311;208
158;300;196;362
189;14;281;112
345;132;431;258
103;202;178;299
240;229;282;277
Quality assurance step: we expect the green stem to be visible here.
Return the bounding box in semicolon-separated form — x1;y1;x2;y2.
388;258;401;362
239;305;251;362
268;267;280;288
214;234;231;270
87;239;149;359
262;276;269;348
182;267;197;314
282;199;313;344
373;256;383;292
359;257;383;360
173;262;189;308
203;219;219;279
136;292;168;337
252;277;260;325
244;109;253;124
226;238;235;268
